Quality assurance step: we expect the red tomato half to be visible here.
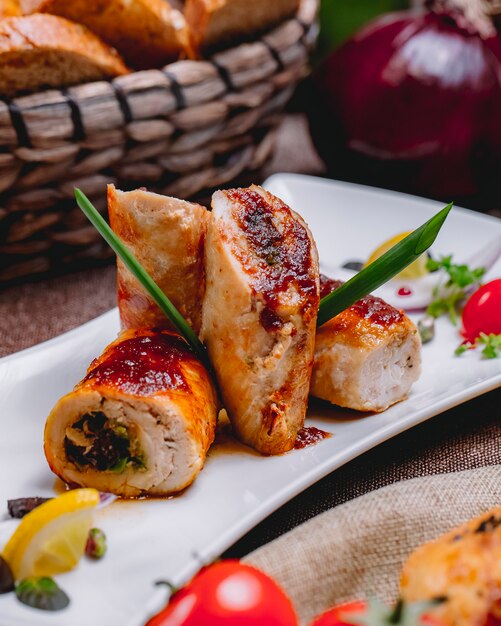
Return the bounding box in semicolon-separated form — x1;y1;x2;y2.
310;600;445;626
311;600;367;626
461;279;501;342
145;561;298;626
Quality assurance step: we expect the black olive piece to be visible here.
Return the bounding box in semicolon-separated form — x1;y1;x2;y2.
0;556;14;594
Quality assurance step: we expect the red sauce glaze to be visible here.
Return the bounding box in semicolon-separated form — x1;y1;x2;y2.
84;333;192;396
397;286;413;297
320;274;404;326
227;188;318;330
294;426;332;449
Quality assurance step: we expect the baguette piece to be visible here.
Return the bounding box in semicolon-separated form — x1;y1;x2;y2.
0;0;20;18
108;185;209;333
23;0;189;69
0;15;128;98
401;507;501;626
185;0;300;54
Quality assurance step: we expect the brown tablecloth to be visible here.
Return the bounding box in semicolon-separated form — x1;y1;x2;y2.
1;114;499;557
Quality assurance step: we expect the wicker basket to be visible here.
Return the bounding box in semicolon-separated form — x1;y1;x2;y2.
0;0;318;285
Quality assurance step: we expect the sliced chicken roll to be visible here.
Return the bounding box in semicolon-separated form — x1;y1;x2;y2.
44;329;218;497
312;276;422;412
201;185;320;455
108;185;208;333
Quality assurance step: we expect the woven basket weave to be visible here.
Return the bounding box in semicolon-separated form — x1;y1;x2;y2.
0;0;318;285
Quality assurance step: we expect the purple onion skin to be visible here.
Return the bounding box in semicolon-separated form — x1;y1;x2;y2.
309;10;501;209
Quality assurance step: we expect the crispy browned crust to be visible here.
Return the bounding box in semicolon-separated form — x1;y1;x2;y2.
108;185;208;333
401;507;501;626
0;0;21;18
0;15;128;97
23;0;189;68
184;0;300;55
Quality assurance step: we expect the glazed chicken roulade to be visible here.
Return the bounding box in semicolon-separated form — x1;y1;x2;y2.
401;507;501;626
108;185;208;333
312;276;422;412
201;185;320;455
44;329;218;497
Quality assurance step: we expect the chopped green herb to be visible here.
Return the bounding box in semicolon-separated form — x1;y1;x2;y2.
426;255;486;324
16;577;70;611
478;333;501;359
454;343;471;357
455;333;501;359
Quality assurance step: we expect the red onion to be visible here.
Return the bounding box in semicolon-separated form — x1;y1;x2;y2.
308;1;501;209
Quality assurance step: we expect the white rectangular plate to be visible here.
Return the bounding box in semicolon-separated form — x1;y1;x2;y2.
0;174;500;626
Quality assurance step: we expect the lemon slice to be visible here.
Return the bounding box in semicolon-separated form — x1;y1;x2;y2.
365;232;429;280
2;489;100;580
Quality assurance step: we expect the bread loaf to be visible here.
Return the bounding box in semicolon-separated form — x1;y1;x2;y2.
184;0;300;54
0;14;128;97
23;0;190;69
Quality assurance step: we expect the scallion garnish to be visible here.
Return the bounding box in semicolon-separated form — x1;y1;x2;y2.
318;203;453;327
74;189;208;367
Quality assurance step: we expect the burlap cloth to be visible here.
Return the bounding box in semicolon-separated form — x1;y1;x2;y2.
245;466;501;625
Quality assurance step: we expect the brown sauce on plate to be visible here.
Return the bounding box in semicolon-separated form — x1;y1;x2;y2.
294;426;332;449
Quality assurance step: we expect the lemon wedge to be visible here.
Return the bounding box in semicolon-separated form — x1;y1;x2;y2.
365;232;429;280
2;489;100;580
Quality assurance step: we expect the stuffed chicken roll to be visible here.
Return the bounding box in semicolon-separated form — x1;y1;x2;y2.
312;276;422;412
44;329;218;497
108;185;208;332
201;185;320;455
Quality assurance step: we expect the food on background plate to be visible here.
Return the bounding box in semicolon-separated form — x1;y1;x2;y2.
44;328;218;497
309;599;442;626
108;185;208;333
0;0;20;18
200;185;320;455
145;560;298;626
22;0;190;69
0;14;128;98
312;276;422;412
401;506;501;626
185;0;300;54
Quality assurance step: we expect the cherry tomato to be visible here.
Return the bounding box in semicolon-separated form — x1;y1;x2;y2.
461;279;501;342
310;600;445;626
145;560;298;626
311;600;367;626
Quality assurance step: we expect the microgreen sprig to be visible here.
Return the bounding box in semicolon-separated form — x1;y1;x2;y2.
318;203;453;326
74;189;209;368
426;255;486;325
456;333;501;359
